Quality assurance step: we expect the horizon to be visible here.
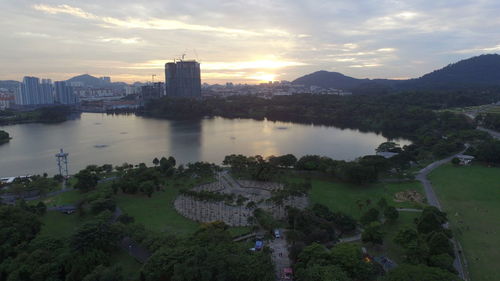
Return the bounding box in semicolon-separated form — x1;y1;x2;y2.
2;1;500;83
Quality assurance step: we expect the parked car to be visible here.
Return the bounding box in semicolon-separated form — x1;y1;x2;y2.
274;229;280;239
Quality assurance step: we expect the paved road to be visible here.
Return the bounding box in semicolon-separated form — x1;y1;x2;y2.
0;188;72;204
477;126;500;140
267;229;291;281
396;208;423;213
416;152;467;280
338;233;362;243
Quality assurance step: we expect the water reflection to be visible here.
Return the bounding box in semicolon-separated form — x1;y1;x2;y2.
0;114;410;177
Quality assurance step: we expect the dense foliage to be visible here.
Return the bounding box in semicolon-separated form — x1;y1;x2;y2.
141;222;275;281
0;106;73;125
294;243;379;281
476;113;500;131
0;130;10;144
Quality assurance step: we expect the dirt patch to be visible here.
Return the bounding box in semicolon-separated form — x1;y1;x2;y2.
394;190;424;203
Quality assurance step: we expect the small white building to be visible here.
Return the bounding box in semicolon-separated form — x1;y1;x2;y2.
456;154;475;165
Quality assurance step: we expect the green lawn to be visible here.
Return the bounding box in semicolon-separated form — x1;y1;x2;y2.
116;187;200;236
38;189;82;207
429;164;500;281
309;179;425;219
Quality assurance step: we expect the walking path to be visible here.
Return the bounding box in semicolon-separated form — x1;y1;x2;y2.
416;152;468;280
396;208;422;213
112;206;152;263
477;126;500;139
267;229;291;281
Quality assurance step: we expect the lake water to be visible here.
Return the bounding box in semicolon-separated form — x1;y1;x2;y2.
0;113;409;177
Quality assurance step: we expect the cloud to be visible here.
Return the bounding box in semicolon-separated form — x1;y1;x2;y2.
32;3;292;37
98;37;143;44
33;4;97;19
452;44;500;54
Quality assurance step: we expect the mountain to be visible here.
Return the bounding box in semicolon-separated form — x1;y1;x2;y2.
293;54;500;92
292;71;369;90
66;74;110;88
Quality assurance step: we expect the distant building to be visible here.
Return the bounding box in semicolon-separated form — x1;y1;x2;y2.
140;82;164;102
15;76;54;105
99;76;111;83
0;93;14;109
55;81;78;105
165;60;201;98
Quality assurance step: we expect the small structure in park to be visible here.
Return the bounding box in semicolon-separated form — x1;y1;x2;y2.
174;173;308;226
376;151;399;159
456;154;475;165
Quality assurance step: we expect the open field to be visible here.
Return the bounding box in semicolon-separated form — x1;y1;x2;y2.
38;189;82;207
309;179;425;219
116;187;200;236
429;164;500;281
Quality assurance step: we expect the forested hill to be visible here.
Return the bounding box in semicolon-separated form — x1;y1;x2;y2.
293;54;500;93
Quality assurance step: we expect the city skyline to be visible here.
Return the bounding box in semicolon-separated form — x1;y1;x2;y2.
1;0;500;83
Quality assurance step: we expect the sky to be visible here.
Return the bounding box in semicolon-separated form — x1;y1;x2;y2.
1;0;500;84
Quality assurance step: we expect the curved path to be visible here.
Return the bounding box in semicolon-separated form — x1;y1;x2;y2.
416;152;468;280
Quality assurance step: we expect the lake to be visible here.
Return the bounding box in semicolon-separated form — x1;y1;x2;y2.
0;113;409;177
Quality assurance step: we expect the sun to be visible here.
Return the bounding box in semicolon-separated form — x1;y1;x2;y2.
248;73;277;82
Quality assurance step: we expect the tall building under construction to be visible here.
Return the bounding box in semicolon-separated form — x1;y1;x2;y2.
164;60;201;98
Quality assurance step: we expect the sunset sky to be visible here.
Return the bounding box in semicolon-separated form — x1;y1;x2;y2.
1;0;500;84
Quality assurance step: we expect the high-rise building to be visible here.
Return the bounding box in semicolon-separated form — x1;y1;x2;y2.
55;81;77;105
40;79;54;104
140;82;164;102
15;76;55;105
165;60;201;97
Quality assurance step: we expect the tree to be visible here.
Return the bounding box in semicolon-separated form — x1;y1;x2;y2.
362;222;384;245
82;265;124;281
382;264;457;281
0;129;11;143
152;157;159;166
384;206;399;222
330;243;377;281
429;253;455;272
451;157;460;165
0;205;41;260
376;142;402;153
296;264;352;281
360;208;379;225
74;168;100;192
394;227;418;248
416;207;447;234
377;198;388;210
71;220;121;253
140;181;155;197
427;232;454;257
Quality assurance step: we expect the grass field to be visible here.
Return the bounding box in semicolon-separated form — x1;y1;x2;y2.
309;179;425;219
116;187;200;236
429;164;500;281
38;189;82;207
